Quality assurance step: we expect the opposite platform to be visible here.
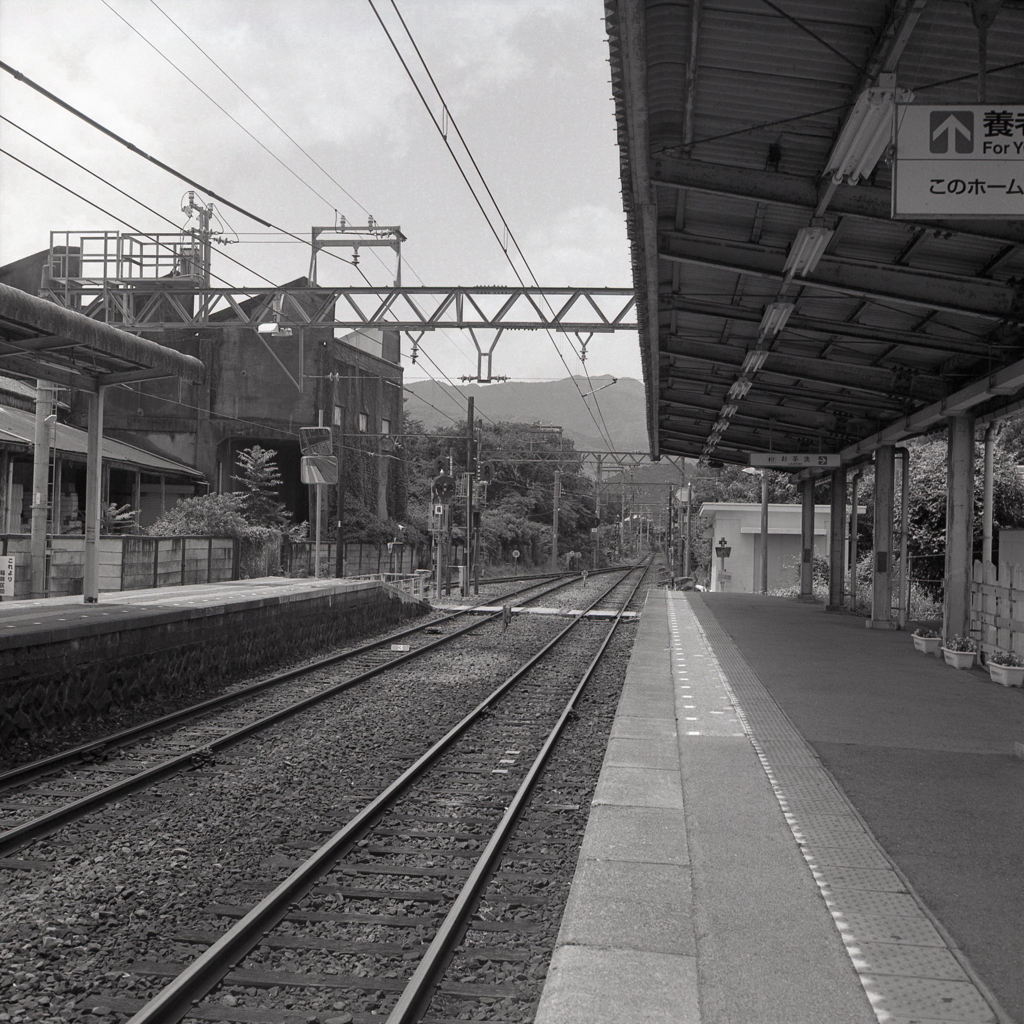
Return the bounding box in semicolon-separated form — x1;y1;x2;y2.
0;577;428;739
535;590;1013;1024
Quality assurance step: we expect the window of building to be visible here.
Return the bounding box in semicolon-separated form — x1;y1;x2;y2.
357;412;368;433
381;418;391;435
333;404;344;428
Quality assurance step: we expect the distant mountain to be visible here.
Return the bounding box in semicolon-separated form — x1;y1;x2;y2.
403;375;649;453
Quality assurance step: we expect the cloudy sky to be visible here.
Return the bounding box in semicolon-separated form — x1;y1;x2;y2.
0;0;641;399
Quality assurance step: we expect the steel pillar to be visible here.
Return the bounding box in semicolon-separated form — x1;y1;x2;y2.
799;478;815;601
83;387;105;603
759;471;769;594
827;467;846;610
870;445;896;627
943;416;975;642
30;381;56;599
982;424;994;566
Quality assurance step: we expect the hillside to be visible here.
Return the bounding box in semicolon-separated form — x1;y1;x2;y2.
403;375;648;453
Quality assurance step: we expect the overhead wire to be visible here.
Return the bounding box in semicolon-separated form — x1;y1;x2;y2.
140;0;486;390
368;0;618;450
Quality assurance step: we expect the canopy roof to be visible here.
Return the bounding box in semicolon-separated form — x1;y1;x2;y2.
0;282;205;392
607;0;1024;467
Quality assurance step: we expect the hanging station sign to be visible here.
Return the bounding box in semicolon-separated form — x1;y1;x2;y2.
748;452;840;468
893;104;1024;218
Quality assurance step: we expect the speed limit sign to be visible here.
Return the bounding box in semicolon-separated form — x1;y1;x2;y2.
512;550;520;560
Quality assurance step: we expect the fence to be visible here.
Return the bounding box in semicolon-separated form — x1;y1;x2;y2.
280;540;426;577
970;560;1024;659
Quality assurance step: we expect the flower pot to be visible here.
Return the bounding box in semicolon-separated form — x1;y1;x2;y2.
941;648;976;670
988;663;1024;687
913;635;941;654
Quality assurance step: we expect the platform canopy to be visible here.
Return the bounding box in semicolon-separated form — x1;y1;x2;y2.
607;0;1024;466
0;282;205;390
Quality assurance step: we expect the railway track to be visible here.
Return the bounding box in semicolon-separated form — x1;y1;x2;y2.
0;567;629;860
87;560;648;1023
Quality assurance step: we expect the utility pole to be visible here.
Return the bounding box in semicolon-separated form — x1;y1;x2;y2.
551;469;561;570
666;484;673;571
684;483;692;577
463;397;475;597
759;470;769;594
30;381;56;599
335;425;346;577
593;455;602;569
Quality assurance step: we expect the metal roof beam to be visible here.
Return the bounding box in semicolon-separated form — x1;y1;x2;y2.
663;341;944;399
659;232;1022;321
664;409;829;444
0;356;97;392
651;156;1024;246
666;294;995;356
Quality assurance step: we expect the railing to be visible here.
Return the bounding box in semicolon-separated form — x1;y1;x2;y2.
971;560;1024;659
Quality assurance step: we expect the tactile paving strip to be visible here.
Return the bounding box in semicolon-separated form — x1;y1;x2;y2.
678;594;1005;1024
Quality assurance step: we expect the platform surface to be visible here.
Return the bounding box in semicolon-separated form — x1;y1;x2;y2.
535;590;1023;1024
0;576;389;649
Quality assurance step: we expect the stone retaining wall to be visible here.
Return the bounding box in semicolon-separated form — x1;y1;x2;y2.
0;583;427;738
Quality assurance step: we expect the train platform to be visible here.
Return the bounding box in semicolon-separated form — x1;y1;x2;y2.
535;590;1024;1024
0;576;428;740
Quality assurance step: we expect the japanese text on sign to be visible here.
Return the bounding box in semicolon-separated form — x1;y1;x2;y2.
0;556;15;597
894;104;1024;218
748;453;840;468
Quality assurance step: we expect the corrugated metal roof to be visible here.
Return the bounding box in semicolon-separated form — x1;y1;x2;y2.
0;405;202;477
607;0;1024;463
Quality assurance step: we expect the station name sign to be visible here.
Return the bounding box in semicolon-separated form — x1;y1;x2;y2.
893;104;1024;219
748;452;840;468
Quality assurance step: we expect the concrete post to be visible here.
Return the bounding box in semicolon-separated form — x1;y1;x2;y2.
827;467;847;610
982;424;994;566
871;445;896;627
30;381;56;598
848;471;861;611
943;415;975;641
799;478;815;600
83;386;105;603
759;471;769;594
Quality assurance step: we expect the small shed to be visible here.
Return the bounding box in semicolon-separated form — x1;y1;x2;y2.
699;502;849;594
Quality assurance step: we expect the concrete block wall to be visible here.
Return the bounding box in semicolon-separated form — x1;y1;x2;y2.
0;582;428;738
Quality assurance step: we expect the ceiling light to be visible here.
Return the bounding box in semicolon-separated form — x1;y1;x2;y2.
759;302;795;337
728;378;753;399
783;227;834;278
721;404;738;418
824;74;914;186
742;349;769;373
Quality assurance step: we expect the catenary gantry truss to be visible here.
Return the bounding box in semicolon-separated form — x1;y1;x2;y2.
607;0;1024;466
39;283;638;334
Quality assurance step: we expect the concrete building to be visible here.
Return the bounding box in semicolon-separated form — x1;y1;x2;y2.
699;502;834;593
0;245;405;527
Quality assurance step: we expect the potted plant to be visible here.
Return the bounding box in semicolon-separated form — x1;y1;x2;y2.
986;650;1024;687
941;634;977;670
912;628;941;654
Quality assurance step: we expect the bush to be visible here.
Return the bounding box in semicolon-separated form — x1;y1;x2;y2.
148;493;250;538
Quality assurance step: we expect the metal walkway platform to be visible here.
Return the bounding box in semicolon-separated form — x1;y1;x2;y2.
535;591;1023;1024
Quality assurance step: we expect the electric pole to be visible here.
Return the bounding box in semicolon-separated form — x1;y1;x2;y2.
551;469;561;571
463;397;475;597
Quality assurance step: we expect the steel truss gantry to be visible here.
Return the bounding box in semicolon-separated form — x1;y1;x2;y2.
42;284;638;334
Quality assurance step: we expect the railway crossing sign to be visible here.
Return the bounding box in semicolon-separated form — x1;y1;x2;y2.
748;452;840;468
894;103;1024;218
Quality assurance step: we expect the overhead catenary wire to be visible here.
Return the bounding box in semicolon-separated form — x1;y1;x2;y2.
368;0;617;450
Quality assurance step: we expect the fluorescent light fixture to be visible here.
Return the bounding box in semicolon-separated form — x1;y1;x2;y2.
728;378;753;399
783;227;834;278
742;349;769;373
759;302;795;337
721;404;738;418
825;74;914;186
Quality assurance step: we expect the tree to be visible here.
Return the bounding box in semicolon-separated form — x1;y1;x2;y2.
148;492;250;538
232;445;288;528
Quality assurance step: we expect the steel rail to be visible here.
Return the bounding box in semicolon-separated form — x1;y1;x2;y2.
124;563;646;1024
387;563;649;1022
0;569;621;791
0;570;622;858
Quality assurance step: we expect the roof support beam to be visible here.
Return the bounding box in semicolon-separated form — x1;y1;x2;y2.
658;232;1023;321
650;156;1024;245
0;355;98;391
665;294;996;356
663;341;944;400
